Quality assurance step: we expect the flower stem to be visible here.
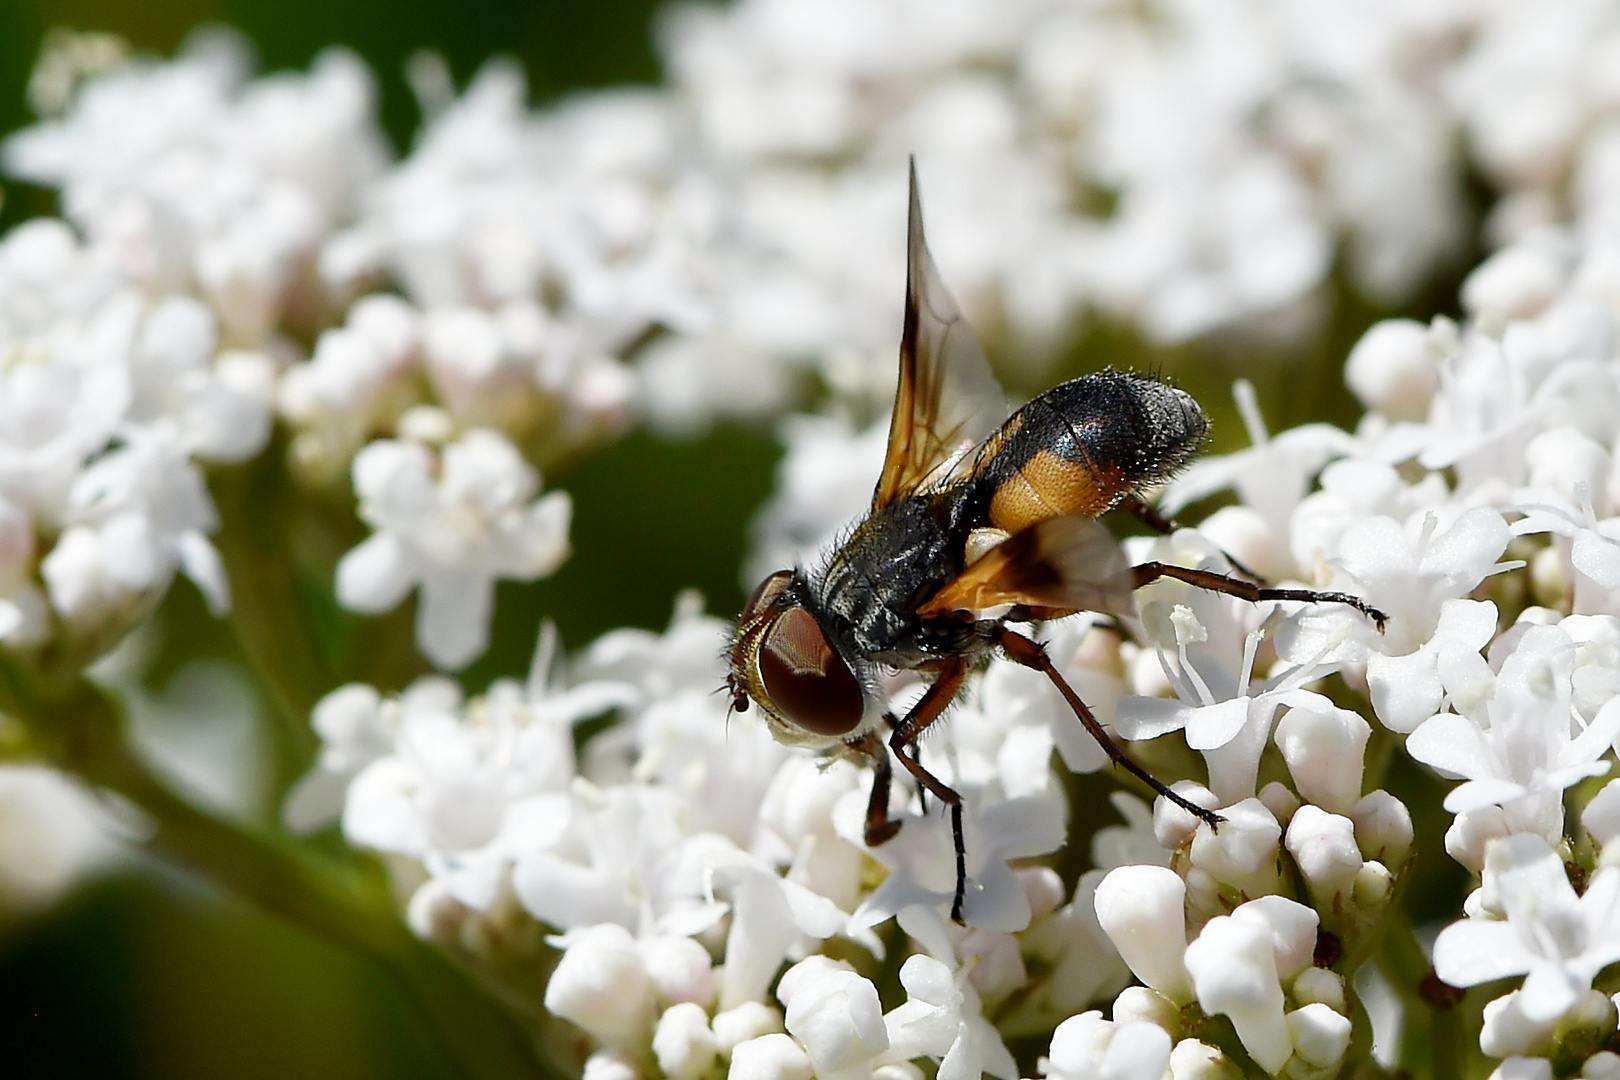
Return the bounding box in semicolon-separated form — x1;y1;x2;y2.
1;657;564;1080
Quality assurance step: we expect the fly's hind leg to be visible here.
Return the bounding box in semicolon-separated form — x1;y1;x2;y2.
995;627;1223;831
882;658;971;924
1119;494;1266;584
1131;561;1388;631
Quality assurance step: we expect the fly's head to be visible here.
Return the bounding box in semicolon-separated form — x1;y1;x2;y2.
727;570;869;749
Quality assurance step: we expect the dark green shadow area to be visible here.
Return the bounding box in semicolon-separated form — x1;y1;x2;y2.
0;869;462;1080
462;422;783;687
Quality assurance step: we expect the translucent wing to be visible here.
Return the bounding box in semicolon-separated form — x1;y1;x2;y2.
871;159;1007;511
916;516;1134;619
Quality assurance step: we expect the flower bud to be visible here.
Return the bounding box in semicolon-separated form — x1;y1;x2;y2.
1345;318;1439;422
1286;1002;1352;1067
1155;782;1219;851
1275;702;1369;815
712;1001;782;1051
1094;865;1193;1003
777;957;888;1075
1480;991;1556;1058
1461;243;1564;322
544;923;655;1048
1259;782;1301;827
1112;985;1178;1030
643;934;716;1008
1023;866;1067;922
1351;791;1413;870
1044;1012;1172;1080
1584;779;1620;854
1169;1038;1243;1080
1352;862;1393;909
654;1002;721;1080
1445;806;1509;874
1233;896;1319;983
1292;968;1345;1013
405;877;469;943
582;1048;638;1080
1286;806;1363;901
1184;915;1291;1074
1584;1051;1620;1080
728;1033;813;1080
1189;799;1283;898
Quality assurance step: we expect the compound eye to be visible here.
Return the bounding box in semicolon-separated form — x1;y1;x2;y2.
757;606;864;738
740;570;795;624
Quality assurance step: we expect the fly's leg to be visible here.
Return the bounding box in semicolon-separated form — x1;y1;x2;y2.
885;658;971;923
995;627;1223;831
1119;495;1265;584
850;732;903;846
1131;561;1388;631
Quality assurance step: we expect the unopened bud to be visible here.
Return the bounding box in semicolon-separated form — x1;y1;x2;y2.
1287;806;1363;901
727;1033;812;1080
1286;1003;1352;1068
1112;985;1178;1030
1154;782;1219;851
1351;791;1413;870
654;1002;721;1080
712;1001;782;1050
1094;865;1192;1003
1233;895;1320;983
1258;782;1301;828
643;934;716;1008
1184;915;1291;1074
1292;968;1346;1013
1275;701;1369;815
1190;798;1283;898
544;923;656;1049
1168;1038;1243;1080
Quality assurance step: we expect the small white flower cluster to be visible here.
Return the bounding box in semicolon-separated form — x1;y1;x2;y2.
300;591;1146;1078
0;212;274;655
1;35;588;670
656;0;1620;349
4;28;386;343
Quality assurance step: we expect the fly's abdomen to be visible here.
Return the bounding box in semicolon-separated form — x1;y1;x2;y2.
978;371;1206;535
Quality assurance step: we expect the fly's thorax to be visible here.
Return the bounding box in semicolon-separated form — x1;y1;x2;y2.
728;568;885;750
815;497;965;659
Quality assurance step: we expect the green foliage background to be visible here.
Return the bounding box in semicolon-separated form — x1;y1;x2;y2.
0;2;1486;1077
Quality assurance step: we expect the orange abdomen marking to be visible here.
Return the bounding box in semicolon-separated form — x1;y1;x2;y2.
988;449;1125;534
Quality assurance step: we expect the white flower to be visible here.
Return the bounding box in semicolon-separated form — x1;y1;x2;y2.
335;428;571;669
1434;834;1620;1025
544;922;658;1050
1093;865;1191;1005
1408;624;1620;839
1040;1010;1171;1080
4;31;386;340
1184;913;1291;1073
1344;318;1445;423
44;426;230;624
277;294;423;478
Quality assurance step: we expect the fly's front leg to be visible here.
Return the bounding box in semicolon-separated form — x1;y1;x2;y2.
886;658;971;923
850;732;903;846
1131;561;1388;631
995;627;1223;831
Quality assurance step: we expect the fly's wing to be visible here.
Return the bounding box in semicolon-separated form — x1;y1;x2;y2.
871;159;1007;511
916;516;1135;619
